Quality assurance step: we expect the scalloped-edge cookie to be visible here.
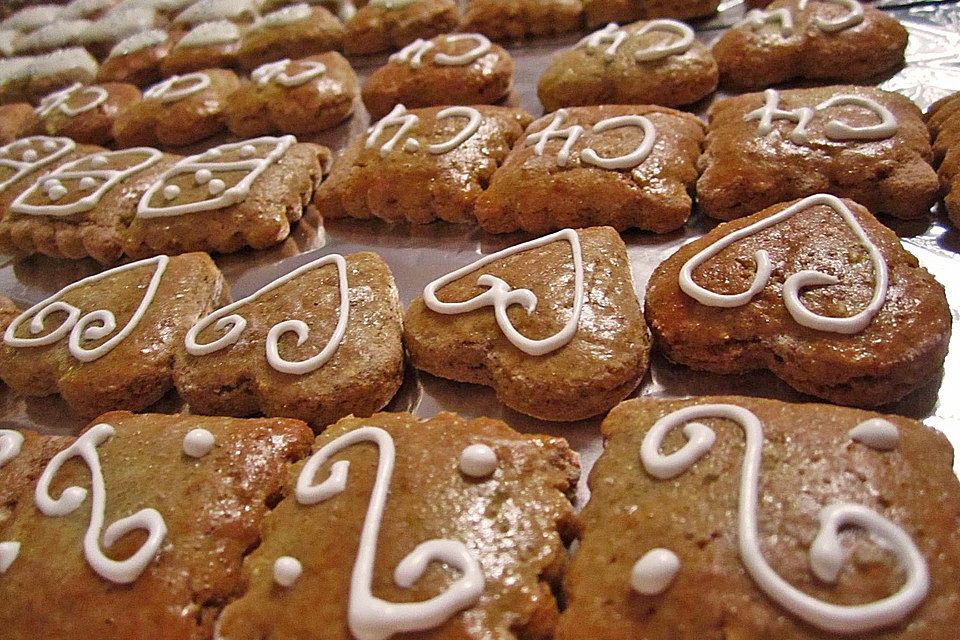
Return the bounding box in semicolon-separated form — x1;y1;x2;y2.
344;0;459;55
461;0;584;40
581;0;718;28
926;90;960;229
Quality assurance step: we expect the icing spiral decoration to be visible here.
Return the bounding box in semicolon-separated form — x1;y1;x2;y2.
526;109;657;170
143;72;211;103
679;193;888;334
35;423;168;584
252;58;327;87
739;7;794;35
185;253;350;375
295;426;485;640
640;404;929;633
4;255;169;362
745;89;898;144
580;20;694;62
798;0;864;32
390;33;492;68
423;228;585;356
366;104;483;157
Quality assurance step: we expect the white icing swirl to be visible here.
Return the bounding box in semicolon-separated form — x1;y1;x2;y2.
799;0;864;32
631;19;695;62
252;58;327;87
143;71;211;102
182;428;215;457
366;104;483;157
428;106;482;154
251;3;312;30
185;253;350;375
423;228;584;356
107;28;168;58
738;7;794;36
678;193;888;334
744;88;814;144
746;89;899;144
640;404;928;633
366;104;420;157
174;20;241;49
0;429;25;468
137;136;294;218
390;33;492;68
526;109;657;170
630;548;680;595
35;423;168;584
0;136;76;194
273;555;303;587
849;418;899;451
3;255;169;362
458;444;498;478
296;426;485;640
0;541;20;573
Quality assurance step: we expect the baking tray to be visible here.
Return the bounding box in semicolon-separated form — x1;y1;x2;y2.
1;1;959;505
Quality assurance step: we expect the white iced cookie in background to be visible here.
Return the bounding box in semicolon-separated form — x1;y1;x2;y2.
1;5;64;32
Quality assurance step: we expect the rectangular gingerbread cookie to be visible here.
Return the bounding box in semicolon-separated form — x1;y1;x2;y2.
558;395;960;640
475;104;705;234
0;411;314;640
697;85;939;221
214;410;579;640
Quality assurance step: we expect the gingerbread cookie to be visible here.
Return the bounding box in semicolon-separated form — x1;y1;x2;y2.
237;4;346;72
215;410;579;640
174;251;403;430
34;81;142;145
225;54;358;137
61;0;120;20
0;103;39;144
344;0;460;56
697;86;939;221
538;20;718;112
0;147;174;263
476;104;705;234
713;0;907;90
124;136;330;256
315;104;530;223
362;32;513;119
581;0;718;27
559;395;960;640
98;29;174;87
172;0;258;26
0;57;34;105
0;411;313;640
80;5;161;59
645;194;951;406
0;5;63;33
461;0;584;41
160;21;242;75
0;253;226;417
405;226;649;421
927;91;960;228
11;20;92;56
112;68;240;148
24;48;100;103
0;136;93;217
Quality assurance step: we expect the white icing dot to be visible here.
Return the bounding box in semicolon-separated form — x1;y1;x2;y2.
849;418;899;451
631;548;680;595
91;154;108;167
207;178;225;196
182;428;215;458
273;556;303;587
459;444;498;478
43;178;58;190
403;138;420;152
21;149;37;162
42;139;57;151
194;168;212;184
47;184;68;201
0;541;20;574
79;176;97;190
162;184;181;200
240;143;256;157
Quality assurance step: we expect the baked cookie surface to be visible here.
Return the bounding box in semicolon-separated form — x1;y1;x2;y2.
159;20;242;75
362;32;513;119
558;395;960;640
582;0;719;27
97;29;174;87
462;0;584;40
225;53;358;137
237;4;346;71
344;0;460;55
215;410;579;640
538;19;718;111
696;85;939;221
645;194;951;407
34;81;142;145
174;250;404;430
0;411;313;640
0;252;226;417
24;48;100;104
927;91;960;228
476;104;705;234
405;226;649;421
713;0;907;90
0;103;39;144
315;104;530;224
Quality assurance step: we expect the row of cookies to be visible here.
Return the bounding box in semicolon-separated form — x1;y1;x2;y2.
927;90;960;229
1;397;959;638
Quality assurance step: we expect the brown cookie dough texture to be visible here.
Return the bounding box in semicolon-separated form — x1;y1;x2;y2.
0;252;227;417
0;294;17;333
697;85;939;221
174;251;404;431
24;48;101;104
0;103;39;144
582;0;718;28
462;0;584;40
362;32;514;120
97;29;174;87
159;20;242;75
0;147;176;264
0;430;74;537
34;81;142;145
0;136;101;220
712;0;907;90
405;226;649;421
344;0;460;55
476;104;705;234
315;104;530;223
125;137;330;257
0;411;314;640
238;5;346;71
112;68;240;148
215;410;579;640
559;395;960;640
225;53;358;137
927;91;960;228
538;19;718;112
645;195;951;407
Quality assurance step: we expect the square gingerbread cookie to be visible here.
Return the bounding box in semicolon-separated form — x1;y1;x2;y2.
0;411;313;640
174;251;404;430
558;395;960;640
0;252;226;417
461;0;584;40
214;410;579;640
315;104;530;224
404;226;649;421
697;86;939;221
34;81;142;145
475;104;705;234
344;0;460;55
